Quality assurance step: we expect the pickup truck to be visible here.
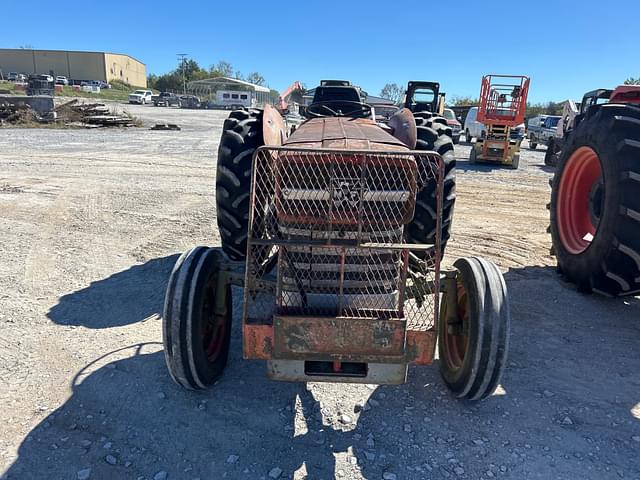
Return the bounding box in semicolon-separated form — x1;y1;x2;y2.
152;92;182;107
527;115;560;149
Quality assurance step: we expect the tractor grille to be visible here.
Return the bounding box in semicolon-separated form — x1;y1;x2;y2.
243;146;443;330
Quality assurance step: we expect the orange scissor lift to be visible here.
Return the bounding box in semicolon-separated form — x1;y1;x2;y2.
470;75;530;169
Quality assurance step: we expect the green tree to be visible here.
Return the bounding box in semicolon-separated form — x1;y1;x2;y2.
380;83;403;103
624;77;640;85
246;72;265;86
213;61;233;77
450;95;478;106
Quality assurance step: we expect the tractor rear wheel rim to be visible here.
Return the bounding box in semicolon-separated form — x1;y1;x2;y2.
557;146;602;254
443;282;469;370
202;280;225;361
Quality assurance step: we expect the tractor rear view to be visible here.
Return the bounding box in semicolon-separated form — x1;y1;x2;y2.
470;75;530;169
162;80;511;402
549;85;640;296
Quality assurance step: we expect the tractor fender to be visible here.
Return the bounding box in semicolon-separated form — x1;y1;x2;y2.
262;104;286;146
388;108;417;149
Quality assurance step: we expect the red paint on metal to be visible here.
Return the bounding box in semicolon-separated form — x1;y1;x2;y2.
477;75;529;126
388;108;417;148
272;316;406;361
406;330;436;365
263;104;286;146
557;146;601;254
243;324;274;360
609;85;640;104
284;117;409;151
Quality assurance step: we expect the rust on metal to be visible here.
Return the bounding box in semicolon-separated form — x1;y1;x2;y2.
243;324;274;360
405;330;436;365
262;104;286;146
283;117;409;151
388;108;417;149
272;315;406;362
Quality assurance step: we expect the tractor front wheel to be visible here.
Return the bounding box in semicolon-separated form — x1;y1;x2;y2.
439;257;510;401
163;246;232;390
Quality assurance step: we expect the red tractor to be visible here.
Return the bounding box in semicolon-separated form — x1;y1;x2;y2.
162;80;510;401
549;85;640;296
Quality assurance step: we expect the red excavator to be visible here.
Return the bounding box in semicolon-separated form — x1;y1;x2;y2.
278;80;304;113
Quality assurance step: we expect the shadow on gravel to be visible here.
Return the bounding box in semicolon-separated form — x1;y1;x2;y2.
7;267;640;480
47;254;179;329
455;159;517;173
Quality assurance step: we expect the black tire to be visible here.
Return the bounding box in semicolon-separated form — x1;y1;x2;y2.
452;135;460;145
469;147;477;163
163;247;233;390
216;108;264;260
544;137;559;166
510;154;520;170
409;115;456;255
529;139;537;149
413;111;434;126
550;103;640;296
439;257;510;401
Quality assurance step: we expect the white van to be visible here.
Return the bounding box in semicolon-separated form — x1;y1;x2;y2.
463;106;526;143
463;107;485;142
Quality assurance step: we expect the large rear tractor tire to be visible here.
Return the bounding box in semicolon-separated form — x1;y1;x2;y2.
409;114;456;256
216;108;264;261
439;257;510;401
550;103;640;296
163;247;233;390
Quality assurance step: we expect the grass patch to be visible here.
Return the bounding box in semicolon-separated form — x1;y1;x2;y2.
0;80;149;103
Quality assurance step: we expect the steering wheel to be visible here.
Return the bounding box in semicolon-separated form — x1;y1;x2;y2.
306;100;372;119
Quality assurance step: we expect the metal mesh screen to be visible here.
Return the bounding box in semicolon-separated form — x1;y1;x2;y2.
242;146;443;331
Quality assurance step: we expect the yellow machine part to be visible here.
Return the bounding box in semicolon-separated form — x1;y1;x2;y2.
471;124;522;168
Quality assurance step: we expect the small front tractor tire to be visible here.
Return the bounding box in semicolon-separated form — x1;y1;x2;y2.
550;103;640;296
216;109;264;261
163;246;233;390
439;257;510;401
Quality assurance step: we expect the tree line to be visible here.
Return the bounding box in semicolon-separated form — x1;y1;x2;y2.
148;58;269;94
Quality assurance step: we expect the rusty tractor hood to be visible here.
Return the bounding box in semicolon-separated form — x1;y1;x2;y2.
284;117;409;151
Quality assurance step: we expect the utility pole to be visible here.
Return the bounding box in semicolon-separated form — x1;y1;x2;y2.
177;53;188;94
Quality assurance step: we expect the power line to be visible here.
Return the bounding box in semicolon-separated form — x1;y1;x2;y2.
177;53;188;94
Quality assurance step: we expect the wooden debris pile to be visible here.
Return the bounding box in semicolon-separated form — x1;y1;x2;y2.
55;100;136;127
0;102;41;125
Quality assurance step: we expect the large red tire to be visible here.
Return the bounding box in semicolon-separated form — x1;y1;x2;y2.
550;103;640;296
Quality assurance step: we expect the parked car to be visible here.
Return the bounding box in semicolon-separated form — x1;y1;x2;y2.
179;95;201;109
442;107;462;144
129;89;154;104
55;76;68;86
153;92;181;107
463;106;525;143
7;72;18;82
527;115;560;149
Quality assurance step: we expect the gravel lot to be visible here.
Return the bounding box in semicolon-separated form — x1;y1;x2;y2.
1;104;639;480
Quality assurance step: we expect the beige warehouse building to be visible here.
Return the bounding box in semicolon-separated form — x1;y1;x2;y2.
0;49;147;87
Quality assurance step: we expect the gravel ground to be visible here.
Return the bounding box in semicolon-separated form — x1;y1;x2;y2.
0;104;639;480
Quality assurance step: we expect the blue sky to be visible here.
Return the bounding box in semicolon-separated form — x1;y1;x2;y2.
2;0;638;103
